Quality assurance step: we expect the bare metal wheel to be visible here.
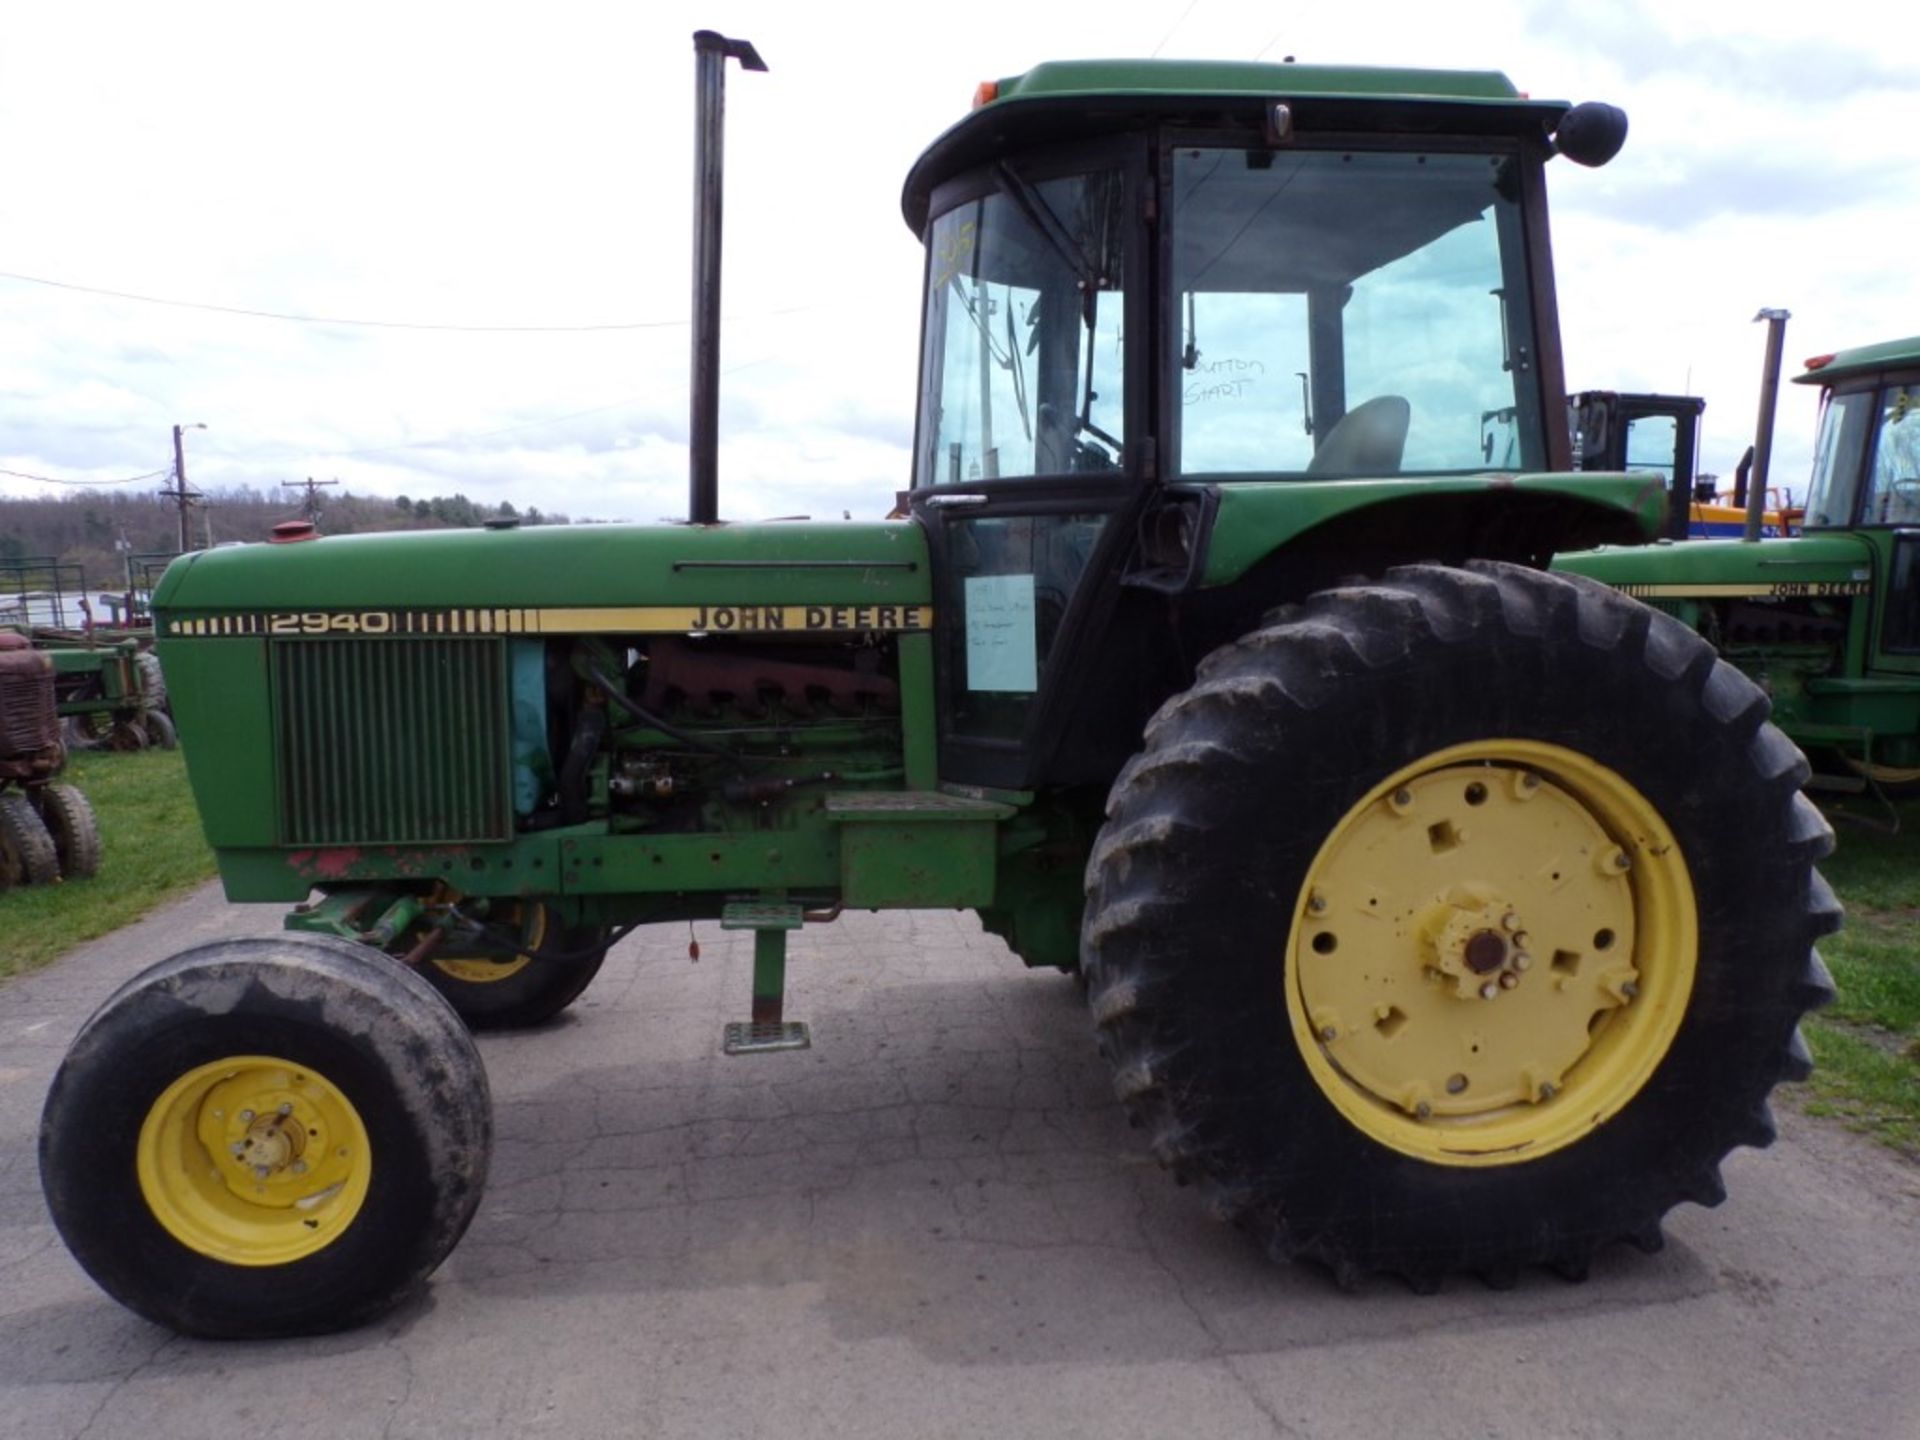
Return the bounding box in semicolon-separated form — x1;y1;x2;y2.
40;936;491;1337
0;792;59;888
1082;562;1838;1289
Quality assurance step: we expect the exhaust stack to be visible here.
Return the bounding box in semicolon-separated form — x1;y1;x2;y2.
689;30;767;525
1745;308;1790;543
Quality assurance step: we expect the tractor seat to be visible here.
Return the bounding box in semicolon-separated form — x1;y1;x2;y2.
1306;395;1411;476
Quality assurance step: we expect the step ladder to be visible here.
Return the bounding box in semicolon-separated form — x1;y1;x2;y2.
719;900;810;1055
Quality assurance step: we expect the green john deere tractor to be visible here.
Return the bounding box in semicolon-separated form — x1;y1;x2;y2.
40;36;1837;1337
1559;336;1920;793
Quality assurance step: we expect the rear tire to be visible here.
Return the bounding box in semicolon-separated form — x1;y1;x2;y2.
420;902;609;1030
1082;562;1837;1288
0;792;59;888
40;936;491;1337
31;783;101;879
143;709;178;750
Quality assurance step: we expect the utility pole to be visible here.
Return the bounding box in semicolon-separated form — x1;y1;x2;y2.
282;476;339;525
160;422;208;554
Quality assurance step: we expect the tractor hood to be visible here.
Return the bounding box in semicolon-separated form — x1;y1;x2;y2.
153;522;933;635
1555;533;1877;598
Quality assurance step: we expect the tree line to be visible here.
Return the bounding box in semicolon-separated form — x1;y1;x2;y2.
0;487;569;590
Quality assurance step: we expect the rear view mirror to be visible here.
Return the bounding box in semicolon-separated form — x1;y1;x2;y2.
1554;102;1628;167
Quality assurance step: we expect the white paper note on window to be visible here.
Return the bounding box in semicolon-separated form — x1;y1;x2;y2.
964;573;1038;692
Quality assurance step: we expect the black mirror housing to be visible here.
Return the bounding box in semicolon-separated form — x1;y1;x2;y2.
1554;102;1628;167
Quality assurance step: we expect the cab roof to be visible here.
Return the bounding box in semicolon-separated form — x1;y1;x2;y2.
902;58;1571;233
1794;336;1920;386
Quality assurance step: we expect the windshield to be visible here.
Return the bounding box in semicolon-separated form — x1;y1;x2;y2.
916;167;1127;487
1862;384;1920;526
1170;147;1542;477
1803;387;1878;527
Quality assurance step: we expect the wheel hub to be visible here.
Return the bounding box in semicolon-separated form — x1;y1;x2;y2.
1287;743;1696;1165
136;1055;371;1264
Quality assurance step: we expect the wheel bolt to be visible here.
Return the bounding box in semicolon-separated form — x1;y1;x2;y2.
1512;953;1532;972
1621;981;1640;999
237;1109;255;1123
278;1103;293;1116
1479;982;1499;1000
1539;1082;1558;1101
1501;912;1520;931
1498;971;1519;990
1414;1102;1433;1120
1307;892;1327;915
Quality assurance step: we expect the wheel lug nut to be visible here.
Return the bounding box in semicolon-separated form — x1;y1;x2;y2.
1621;981;1640;999
1307;892;1327;915
1479;982;1499;1000
1539;1082;1558;1101
1414;1102;1433;1120
291;1160;308;1176
238;1109;255;1123
278;1103;293;1116
1501;912;1520;931
1512;952;1532;972
1319;1025;1339;1043
1498;971;1519;990
1445;1073;1469;1095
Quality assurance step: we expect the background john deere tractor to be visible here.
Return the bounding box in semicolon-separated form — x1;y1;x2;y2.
1568;390;1802;538
1559;334;1920;798
38;38;1836;1338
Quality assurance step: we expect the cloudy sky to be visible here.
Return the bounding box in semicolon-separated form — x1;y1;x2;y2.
3;0;1914;522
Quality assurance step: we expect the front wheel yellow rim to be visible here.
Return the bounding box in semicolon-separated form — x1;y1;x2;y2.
136;1055;372;1265
1286;740;1697;1168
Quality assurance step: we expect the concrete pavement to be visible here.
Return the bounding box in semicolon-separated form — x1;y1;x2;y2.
2;885;1917;1439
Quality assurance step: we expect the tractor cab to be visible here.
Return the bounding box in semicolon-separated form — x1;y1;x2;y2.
1798;338;1920;671
901;62;1630;787
1570;391;1705;540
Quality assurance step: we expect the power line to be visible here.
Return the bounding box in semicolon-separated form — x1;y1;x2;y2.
0;268;812;334
1150;0;1203;57
0;465;172;487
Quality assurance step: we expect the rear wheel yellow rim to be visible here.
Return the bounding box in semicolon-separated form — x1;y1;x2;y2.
1842;754;1920;788
1286;740;1696;1167
136;1055;371;1264
432;901;546;984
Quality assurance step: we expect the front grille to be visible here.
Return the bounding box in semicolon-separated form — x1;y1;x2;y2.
273;637;511;846
0;652;57;756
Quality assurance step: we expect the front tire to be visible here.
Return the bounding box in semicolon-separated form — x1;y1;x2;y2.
31;783;101;879
40;936;491;1337
0;792;59;887
1082;562;1837;1288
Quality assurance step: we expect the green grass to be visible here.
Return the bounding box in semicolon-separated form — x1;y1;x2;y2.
0;750;217;981
1794;793;1920;1157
